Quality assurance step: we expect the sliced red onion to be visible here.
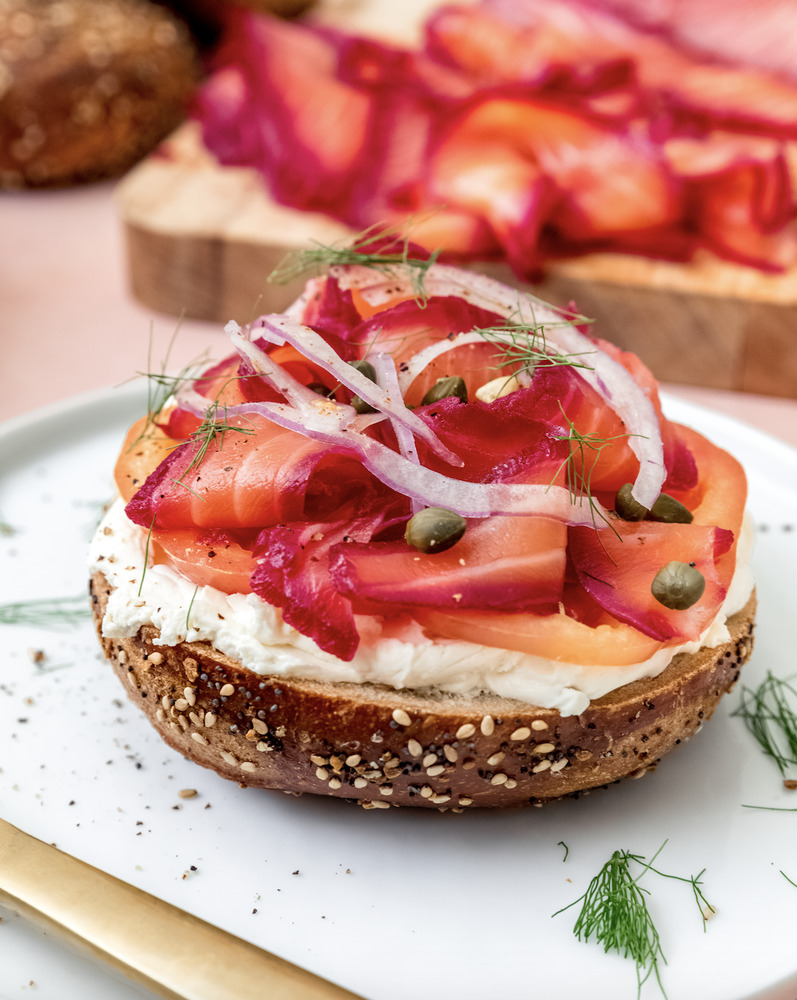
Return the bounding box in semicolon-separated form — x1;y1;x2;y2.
333;262;665;509
227;321;352;418
245;312;464;468
370;350;423;514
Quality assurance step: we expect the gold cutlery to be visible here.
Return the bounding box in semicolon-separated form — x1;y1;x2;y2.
0;818;366;1000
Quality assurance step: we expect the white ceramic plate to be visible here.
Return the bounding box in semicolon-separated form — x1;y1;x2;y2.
1;384;796;1000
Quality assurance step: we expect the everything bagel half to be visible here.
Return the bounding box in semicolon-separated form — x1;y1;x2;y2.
90;246;756;808
91;572;754;809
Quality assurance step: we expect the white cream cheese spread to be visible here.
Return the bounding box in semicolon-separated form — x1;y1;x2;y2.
89;499;755;716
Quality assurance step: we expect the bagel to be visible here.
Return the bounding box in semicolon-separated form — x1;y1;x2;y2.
90;572;754;809
89;252;756;809
0;0;199;189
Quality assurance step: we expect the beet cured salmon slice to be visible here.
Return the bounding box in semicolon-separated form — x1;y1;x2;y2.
124;416;378;532
568;520;733;643
151;529;257;596
429;95;679;240
200;12;373;218
195;2;797;275
330;513;567;614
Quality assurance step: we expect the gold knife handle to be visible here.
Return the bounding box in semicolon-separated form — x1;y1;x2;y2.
0;818;366;1000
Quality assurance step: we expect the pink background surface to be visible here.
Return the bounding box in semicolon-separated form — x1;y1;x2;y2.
3;182;797;451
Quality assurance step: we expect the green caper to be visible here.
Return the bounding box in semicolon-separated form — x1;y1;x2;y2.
421;376;468;406
651;561;706;610
348;359;377;414
647;493;694;524
349;359;377;381
615;483;649;521
616;484;693;524
405;506;467;554
308;382;332;397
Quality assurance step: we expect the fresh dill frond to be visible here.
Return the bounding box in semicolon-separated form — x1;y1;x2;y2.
176;399;255;487
554;847;666;997
549;405;631;533
474;319;595;380
741;804;797;812
125;323;211;452
732;671;797;775
553;842;715;998
0;595;90;629
268;224;442;304
138;517;156;597
514;292;594;331
169;478;205;501
134;364;198;438
143;319;180;418
559;841;570;862
639;859;715;929
185;585;199;633
782;871;797;888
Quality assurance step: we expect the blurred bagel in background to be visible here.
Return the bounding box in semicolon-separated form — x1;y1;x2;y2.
0;0;200;188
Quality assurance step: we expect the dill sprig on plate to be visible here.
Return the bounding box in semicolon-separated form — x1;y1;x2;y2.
742;804;797;812
732;671;797;775
553;842;714;998
268;224;442;304
0;595;90;629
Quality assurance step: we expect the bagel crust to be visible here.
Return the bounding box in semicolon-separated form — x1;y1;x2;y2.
91;571;755;810
0;0;199;189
